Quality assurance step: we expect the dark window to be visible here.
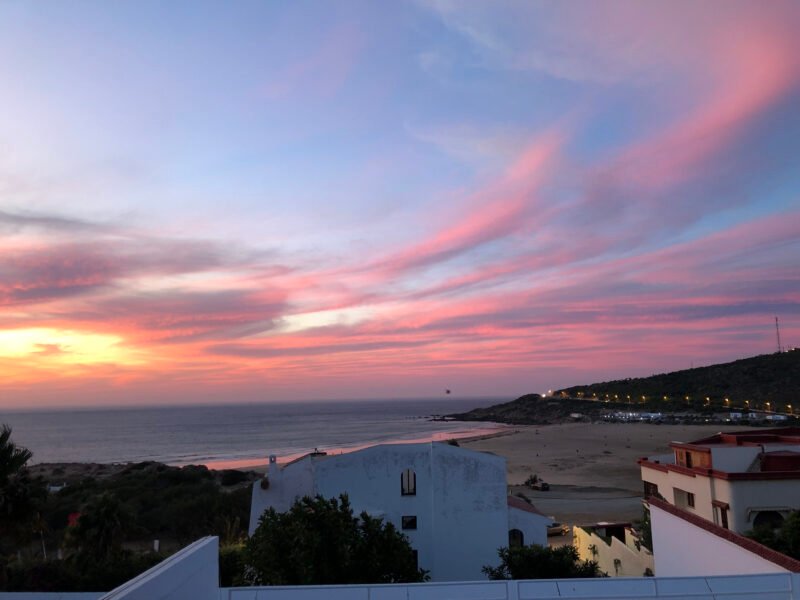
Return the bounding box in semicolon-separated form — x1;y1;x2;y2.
643;481;659;498
687;492;695;508
509;528;524;548
401;468;416;496
402;515;417;530
753;510;784;530
721;508;729;529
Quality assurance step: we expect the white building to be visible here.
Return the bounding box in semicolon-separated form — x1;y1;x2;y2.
648;496;800;577
639;427;800;533
249;442;549;581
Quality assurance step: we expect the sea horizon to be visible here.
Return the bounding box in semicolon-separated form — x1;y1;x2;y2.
0;397;509;468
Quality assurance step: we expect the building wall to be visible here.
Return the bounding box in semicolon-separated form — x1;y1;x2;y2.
574;526;654;577
507;506;549;548
427;444;507;581
249;443;509;581
250;456;315;533
649;504;789;577
710;446;761;472
640;465;715;522
721;478;800;532
641;464;800;533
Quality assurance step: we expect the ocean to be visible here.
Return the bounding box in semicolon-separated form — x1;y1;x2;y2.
0;397;506;468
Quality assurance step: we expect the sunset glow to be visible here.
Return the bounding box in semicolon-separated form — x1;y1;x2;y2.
0;1;798;407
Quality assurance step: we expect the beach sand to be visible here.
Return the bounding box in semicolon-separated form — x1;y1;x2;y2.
461;422;747;525
30;420;751;528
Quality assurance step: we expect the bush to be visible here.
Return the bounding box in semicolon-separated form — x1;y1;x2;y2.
483;544;604;579
219;469;249;487
219;543;247;586
245;494;427;585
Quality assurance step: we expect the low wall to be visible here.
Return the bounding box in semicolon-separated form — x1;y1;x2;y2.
220;573;800;599
0;594;100;599
99;536;218;600
574;526;654;577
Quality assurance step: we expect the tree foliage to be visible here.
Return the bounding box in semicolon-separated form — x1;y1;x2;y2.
483;544;604;580
246;494;427;585
0;425;44;543
0;426;32;486
65;493;133;563
746;511;800;560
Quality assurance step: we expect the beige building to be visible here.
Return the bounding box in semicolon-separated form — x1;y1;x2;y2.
639;427;800;533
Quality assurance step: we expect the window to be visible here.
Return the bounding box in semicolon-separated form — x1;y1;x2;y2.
673;487;695;510
685;452;693;468
643;481;659;498
401;468;416;496
508;528;524;548
402;515;417;530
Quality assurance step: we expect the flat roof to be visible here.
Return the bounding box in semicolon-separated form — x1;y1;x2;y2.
681;427;800;449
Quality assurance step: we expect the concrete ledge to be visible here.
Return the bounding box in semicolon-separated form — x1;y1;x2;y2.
220;573;799;599
100;536;218;600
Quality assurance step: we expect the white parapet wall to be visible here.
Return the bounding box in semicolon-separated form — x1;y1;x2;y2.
0;594;101;599
649;498;800;577
220;573;800;599
98;536;218;600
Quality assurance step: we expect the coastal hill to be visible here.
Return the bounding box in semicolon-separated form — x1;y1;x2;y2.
450;351;800;425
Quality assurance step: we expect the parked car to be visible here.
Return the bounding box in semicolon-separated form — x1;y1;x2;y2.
547;522;569;536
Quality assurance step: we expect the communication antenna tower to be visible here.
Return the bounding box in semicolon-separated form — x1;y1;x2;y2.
775;316;783;353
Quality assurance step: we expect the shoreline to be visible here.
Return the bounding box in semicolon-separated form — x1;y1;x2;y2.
28;420;754;524
200;424;514;472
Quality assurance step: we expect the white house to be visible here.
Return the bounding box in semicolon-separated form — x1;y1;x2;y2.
639;427;800;533
648;497;800;577
249;442;549;582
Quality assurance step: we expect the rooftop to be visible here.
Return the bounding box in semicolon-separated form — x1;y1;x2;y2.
680;427;800;449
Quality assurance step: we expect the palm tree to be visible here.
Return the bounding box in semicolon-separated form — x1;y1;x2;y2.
0;424;37;541
0;425;33;485
68;493;133;562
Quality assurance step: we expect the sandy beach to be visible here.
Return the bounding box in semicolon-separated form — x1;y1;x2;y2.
29;420;753;528
461;422;749;525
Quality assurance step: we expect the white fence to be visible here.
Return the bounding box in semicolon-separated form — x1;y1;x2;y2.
220;572;800;599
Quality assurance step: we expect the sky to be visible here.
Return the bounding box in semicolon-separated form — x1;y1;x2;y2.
0;0;798;408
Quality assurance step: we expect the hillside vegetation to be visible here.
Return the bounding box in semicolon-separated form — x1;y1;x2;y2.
451;351;800;425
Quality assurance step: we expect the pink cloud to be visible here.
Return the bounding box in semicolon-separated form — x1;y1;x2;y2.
366;130;564;275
